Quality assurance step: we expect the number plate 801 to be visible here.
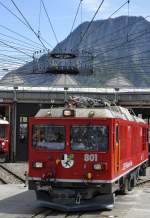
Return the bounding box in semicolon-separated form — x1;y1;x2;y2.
84;154;98;162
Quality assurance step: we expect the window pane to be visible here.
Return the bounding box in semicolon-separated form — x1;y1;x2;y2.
32;125;65;150
116;125;119;144
0;127;6;138
71;125;108;151
20;123;27;140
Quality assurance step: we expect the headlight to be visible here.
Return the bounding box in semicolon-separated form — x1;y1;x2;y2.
1;142;5;146
63;109;75;117
93;163;107;171
93;163;103;170
32;161;43;168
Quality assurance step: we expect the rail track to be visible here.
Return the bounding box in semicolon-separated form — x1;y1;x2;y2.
0;164;25;184
0;177;7;184
28;176;150;218
30;208;85;218
30;208;53;218
137;178;150;187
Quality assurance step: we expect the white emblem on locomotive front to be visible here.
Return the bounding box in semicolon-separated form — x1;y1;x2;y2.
61;154;74;168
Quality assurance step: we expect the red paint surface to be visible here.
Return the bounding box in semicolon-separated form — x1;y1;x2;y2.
28;117;148;182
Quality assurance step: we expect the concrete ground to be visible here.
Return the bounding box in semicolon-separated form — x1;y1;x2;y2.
0;168;150;218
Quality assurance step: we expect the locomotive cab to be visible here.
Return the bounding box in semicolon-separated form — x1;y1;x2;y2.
28;103;148;211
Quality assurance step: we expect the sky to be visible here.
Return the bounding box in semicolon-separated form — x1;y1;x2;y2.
0;0;149;76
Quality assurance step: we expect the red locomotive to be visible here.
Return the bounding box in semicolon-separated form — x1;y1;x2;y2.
0;118;10;162
28;97;148;211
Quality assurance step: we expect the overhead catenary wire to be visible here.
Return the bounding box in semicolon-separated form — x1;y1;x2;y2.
0;0;134;70
0;39;33;58
0;58;30;63
1;57;149;74
70;0;83;34
127;0;130;41
0;49;31;53
38;0;42;37
0;40;38;53
0;67;22;70
0;64;25;68
0;58;27;65
0;44;38;53
0;64;24;69
94;64;150;72
40;36;53;49
81;0;83;25
10;0;48;50
0;62;28;69
75;0;105;49
0;0;149;87
77;1;143;52
0;0;49;53
1;68;150;88
82;26;150;61
0;0;28;27
108;0;129;18
77;28;150;67
79;24;150;67
0;53;29;63
93;56;150;69
41;0;60;49
0;37;41;52
0;1;52;49
65;0;83;51
0;32;43;50
83;26;149;54
22;22;150;78
94;28;150;58
2;62;150;77
0;24;44;48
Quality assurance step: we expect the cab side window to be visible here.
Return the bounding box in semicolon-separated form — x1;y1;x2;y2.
116;125;119;144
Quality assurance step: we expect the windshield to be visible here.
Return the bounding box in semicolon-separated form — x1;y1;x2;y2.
0;126;6;138
71;125;108;151
32;125;65;150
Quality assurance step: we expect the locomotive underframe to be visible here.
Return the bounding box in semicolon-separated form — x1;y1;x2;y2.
28;161;148;211
28;179;116;211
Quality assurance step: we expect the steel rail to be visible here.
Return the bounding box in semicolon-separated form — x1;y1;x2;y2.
0;164;25;183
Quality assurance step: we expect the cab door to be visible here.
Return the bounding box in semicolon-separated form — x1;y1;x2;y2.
114;123;120;173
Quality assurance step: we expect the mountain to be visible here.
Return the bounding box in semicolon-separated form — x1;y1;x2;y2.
1;16;150;88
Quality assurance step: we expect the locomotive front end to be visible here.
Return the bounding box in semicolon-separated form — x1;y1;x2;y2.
28;108;115;211
28;97;149;211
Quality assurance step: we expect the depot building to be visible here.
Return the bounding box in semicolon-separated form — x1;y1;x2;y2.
0;86;150;161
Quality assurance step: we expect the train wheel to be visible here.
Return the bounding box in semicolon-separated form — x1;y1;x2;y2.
122;178;132;194
142;167;146;176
